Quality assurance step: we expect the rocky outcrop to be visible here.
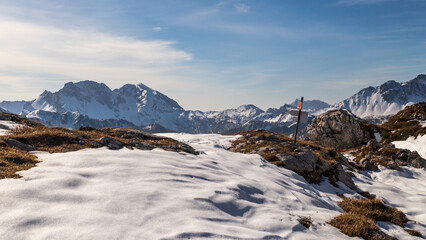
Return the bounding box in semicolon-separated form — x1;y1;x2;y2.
229;130;357;190
350;141;426;170
307;110;376;149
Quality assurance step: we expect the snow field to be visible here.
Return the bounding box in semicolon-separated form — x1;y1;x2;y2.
0;133;424;239
0;134;353;240
393;134;426;159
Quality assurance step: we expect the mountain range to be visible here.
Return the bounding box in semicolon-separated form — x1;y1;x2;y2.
1;74;425;134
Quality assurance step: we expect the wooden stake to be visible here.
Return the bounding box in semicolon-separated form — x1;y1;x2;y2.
293;97;304;144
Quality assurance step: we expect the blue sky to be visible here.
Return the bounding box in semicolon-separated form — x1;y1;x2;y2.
0;0;425;110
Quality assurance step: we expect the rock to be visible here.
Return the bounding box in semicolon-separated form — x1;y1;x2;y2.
407;151;421;163
99;136;123;150
7;139;35;151
387;161;401;171
397;151;408;161
359;158;378;171
411;158;426;168
121;134;136;139
112;128;165;140
277;150;317;172
307;110;376;149
253;134;280;143
89;140;102;148
129;140;153;150
337;170;357;190
366;139;379;149
395;159;408;166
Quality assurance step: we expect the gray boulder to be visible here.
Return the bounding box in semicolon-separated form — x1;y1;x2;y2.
411;157;426;169
359;158;378;171
277;150;318;172
99;136;123;150
129;140;153;150
307;110;375;149
7;139;35;151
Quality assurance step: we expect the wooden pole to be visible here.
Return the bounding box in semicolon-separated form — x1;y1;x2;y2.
293;96;304;144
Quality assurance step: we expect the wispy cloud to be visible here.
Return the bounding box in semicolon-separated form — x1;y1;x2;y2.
152;26;167;31
234;3;250;13
335;0;392;6
0;19;192;98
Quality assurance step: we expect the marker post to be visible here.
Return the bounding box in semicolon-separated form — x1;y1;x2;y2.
293;97;304;144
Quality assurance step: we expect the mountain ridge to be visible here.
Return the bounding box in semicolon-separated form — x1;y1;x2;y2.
1;74;425;133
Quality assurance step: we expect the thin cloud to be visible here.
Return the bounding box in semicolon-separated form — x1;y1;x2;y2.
0;20;192;90
152;26;168;31
234;3;250;13
335;0;392;6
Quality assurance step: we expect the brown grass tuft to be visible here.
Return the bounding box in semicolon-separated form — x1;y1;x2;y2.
0;147;39;179
298;216;312;228
329;198;410;240
329;213;389;240
404;228;422;237
338;198;408;227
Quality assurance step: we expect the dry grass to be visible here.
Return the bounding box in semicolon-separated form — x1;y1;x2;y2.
3;125;196;154
298;216;312;228
329;213;389;240
338;198;407;227
0;148;39;179
380;102;426;142
0;122;197;179
404;229;422;237
329;198;419;240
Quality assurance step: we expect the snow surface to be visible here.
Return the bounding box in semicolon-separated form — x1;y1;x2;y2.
0;134;354;240
393;134;426;159
0;120;24;136
0;133;424;239
354;166;426;237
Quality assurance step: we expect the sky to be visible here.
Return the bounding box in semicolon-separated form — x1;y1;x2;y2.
0;0;425;111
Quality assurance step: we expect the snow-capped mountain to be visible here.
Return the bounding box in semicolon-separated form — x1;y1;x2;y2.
5;74;424;133
332;74;426;120
0;80;328;133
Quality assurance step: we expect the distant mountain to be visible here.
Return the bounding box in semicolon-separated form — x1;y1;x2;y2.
290;99;330;110
5;74;424;133
332;74;426;120
0;80;328;134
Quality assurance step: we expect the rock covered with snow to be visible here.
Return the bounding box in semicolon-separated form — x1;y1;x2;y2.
307;110;376;149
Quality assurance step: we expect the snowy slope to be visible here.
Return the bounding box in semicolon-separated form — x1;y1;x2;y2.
354;166;426;237
0;134;353;240
393;134;426;159
0;133;424;239
332;74;426;119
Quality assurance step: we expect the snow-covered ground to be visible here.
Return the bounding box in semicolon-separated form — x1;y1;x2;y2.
354;166;426;238
393;134;426;159
0;133;424;239
0;120;24;136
